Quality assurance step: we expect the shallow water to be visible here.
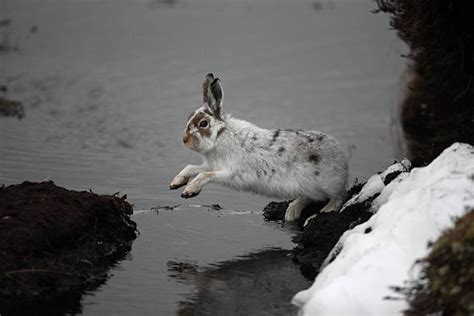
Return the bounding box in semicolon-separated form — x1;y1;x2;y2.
0;0;405;314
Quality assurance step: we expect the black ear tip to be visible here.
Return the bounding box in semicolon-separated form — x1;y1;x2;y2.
206;73;214;79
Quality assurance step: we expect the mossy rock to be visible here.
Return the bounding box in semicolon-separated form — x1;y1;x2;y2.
405;209;474;316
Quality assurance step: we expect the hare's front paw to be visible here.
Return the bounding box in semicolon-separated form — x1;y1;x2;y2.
181;184;201;199
170;175;189;190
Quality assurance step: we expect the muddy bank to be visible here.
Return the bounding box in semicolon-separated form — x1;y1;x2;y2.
263;163;409;280
0;181;137;315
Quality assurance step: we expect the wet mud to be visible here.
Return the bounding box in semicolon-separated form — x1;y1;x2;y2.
0;181;137;315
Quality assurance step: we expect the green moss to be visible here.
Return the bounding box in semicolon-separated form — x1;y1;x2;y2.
0;96;24;119
405;209;474;316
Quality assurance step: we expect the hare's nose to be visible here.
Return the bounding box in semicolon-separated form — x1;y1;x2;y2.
183;134;190;144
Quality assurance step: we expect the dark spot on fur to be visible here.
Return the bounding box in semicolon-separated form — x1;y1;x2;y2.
252;135;258;141
271;129;280;144
263;169;267;175
317;135;325;141
307;137;314;143
309;154;320;164
278;147;285;155
364;227;372;234
271;168;275;174
314;170;320;176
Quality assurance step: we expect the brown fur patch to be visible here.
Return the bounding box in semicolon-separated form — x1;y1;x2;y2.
190;112;212;138
269;129;280;146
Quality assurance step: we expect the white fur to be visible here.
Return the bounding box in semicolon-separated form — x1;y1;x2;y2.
171;74;348;221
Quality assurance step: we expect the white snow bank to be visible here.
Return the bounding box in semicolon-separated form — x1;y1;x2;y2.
293;143;474;316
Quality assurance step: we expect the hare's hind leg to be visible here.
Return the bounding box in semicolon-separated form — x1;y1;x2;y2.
284;197;312;222
319;196;344;213
303;196;344;227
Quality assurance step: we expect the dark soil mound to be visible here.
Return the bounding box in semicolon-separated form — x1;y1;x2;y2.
0;181;138;315
291;199;373;280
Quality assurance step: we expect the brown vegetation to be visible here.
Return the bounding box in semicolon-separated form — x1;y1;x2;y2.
403;209;474;315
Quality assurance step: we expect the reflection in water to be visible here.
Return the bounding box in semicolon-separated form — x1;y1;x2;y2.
169;249;311;316
148;0;177;9
312;1;335;11
4;244;134;316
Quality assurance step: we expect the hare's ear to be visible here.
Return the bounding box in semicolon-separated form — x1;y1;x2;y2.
202;73;214;106
209;78;223;118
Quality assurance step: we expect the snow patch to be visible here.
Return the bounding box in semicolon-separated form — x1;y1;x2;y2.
293;143;474;315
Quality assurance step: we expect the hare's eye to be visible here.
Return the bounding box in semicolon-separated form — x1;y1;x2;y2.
199;120;209;128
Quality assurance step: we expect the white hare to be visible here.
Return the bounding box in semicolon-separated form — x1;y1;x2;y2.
170;74;348;222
